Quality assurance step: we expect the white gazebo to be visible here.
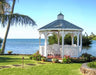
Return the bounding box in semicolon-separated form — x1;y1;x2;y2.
38;13;83;59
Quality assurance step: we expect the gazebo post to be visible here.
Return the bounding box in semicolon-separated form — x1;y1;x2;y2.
80;32;82;53
58;31;60;45
39;33;41;46
77;33;80;57
62;31;65;59
39;34;41;54
44;32;48;58
71;34;74;45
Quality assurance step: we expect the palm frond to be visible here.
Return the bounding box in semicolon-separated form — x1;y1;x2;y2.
0;13;36;27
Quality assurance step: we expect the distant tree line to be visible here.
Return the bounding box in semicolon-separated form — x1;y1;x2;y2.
88;32;96;40
48;33;92;46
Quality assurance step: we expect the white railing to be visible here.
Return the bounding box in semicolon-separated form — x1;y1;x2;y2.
39;44;81;57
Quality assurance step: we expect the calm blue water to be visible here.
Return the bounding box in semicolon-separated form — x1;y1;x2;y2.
82;40;96;56
1;39;96;56
4;39;45;54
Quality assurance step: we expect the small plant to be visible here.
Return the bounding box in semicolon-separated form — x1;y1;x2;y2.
41;57;47;62
52;58;58;63
62;55;71;63
31;51;42;61
7;51;12;54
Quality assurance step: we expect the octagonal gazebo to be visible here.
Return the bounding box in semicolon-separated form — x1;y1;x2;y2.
38;13;83;59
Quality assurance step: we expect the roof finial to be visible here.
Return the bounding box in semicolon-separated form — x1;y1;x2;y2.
57;12;64;20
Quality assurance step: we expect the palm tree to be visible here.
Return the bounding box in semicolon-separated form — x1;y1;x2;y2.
0;0;10;24
0;0;36;54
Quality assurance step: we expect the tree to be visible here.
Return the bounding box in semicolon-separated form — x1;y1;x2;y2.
0;0;36;54
0;0;10;14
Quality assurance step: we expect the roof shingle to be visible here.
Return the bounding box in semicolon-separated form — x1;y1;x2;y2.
39;19;83;30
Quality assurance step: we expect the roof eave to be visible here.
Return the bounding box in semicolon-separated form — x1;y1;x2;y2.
38;28;83;32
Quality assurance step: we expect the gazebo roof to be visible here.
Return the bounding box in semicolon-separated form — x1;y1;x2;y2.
39;13;83;31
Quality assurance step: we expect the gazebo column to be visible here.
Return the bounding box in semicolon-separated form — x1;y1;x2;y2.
57;32;60;45
39;33;41;46
77;33;80;57
39;33;42;56
44;32;48;58
62;31;65;59
71;34;74;45
80;32;82;53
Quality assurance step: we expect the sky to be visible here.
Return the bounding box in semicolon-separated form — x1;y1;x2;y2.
0;0;96;39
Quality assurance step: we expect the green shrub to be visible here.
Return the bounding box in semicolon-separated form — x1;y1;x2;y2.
52;58;58;63
71;58;80;63
41;57;47;62
30;51;42;61
62;55;71;63
88;62;96;68
90;56;96;61
71;56;96;63
81;53;92;62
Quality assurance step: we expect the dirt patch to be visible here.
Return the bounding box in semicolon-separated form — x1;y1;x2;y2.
13;65;21;67
0;66;11;68
0;68;2;69
37;62;46;64
26;64;36;66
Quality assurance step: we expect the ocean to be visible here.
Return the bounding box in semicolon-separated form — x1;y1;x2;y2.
1;39;96;56
4;39;45;54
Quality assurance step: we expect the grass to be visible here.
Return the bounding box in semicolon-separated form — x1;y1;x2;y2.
87;61;96;68
0;55;83;75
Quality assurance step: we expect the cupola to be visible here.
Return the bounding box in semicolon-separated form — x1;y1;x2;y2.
57;13;64;20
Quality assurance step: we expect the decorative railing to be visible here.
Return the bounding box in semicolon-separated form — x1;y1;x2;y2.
39;44;82;57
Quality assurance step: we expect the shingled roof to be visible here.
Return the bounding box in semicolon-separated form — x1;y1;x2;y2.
39;13;83;31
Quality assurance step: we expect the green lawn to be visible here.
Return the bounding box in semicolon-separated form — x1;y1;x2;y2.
0;55;83;75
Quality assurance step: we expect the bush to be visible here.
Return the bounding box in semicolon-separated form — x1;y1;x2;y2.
81;53;92;62
62;55;71;63
52;58;58;63
88;62;96;68
71;56;96;63
71;58;80;63
82;35;92;46
41;57;47;62
30;51;42;61
90;56;96;61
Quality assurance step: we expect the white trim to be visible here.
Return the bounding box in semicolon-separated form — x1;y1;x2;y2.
38;28;83;32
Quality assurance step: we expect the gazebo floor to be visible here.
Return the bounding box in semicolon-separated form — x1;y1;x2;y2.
47;55;62;60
